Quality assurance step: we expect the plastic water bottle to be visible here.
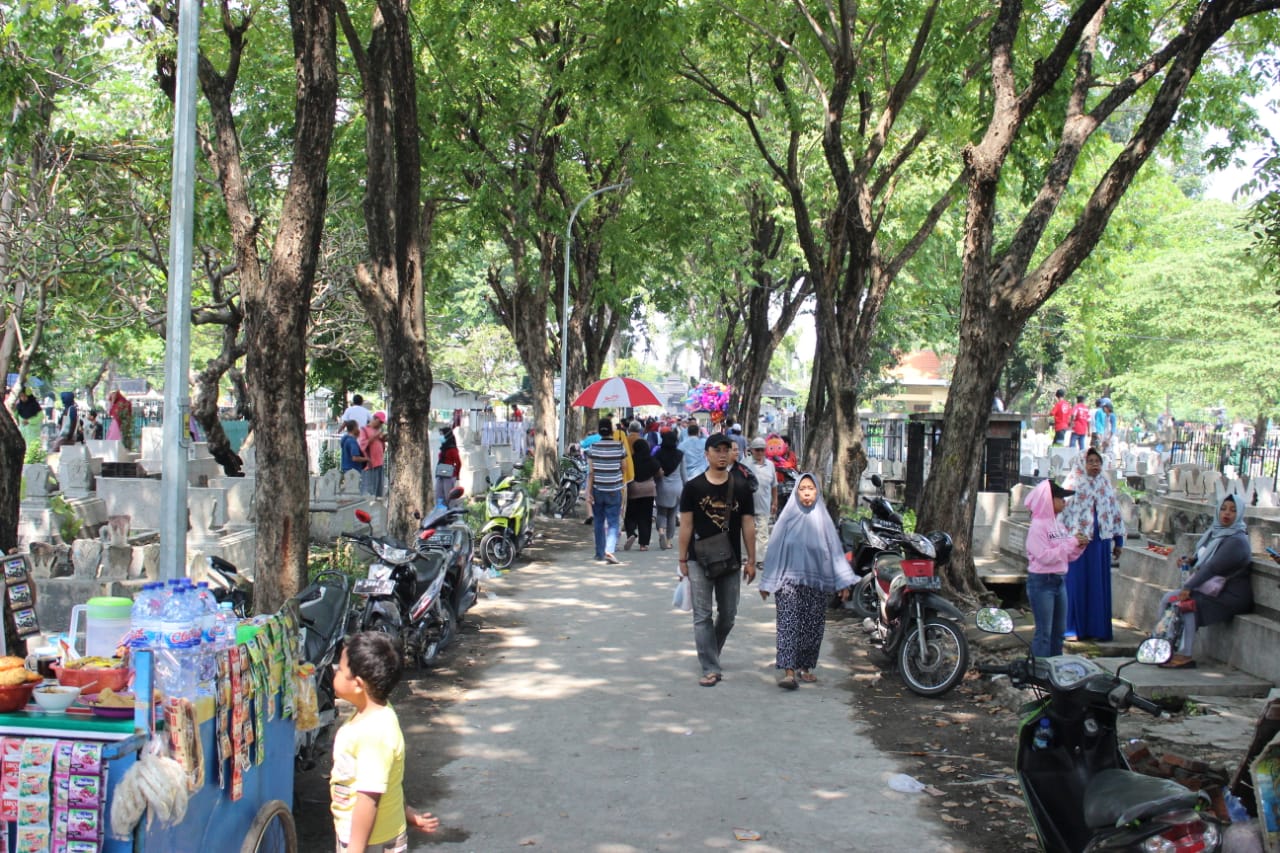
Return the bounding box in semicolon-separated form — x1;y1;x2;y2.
193;582;219;697
214;602;237;650
1179;556;1192;586
158;582;197;700
128;583;163;649
1032;718;1053;750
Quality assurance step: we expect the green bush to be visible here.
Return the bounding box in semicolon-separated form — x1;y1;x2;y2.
49;494;82;542
318;446;339;476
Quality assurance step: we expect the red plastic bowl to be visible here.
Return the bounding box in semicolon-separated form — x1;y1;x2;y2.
0;682;37;713
53;663;131;692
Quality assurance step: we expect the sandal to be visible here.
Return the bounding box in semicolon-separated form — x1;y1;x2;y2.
797;671;817;683
778;676;798;690
699;673;722;687
1161;655;1197;669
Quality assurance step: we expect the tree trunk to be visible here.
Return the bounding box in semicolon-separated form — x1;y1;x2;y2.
0;408;26;656
338;0;433;540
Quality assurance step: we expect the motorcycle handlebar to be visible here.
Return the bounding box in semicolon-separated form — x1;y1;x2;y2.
976;662;1015;676
1128;692;1164;717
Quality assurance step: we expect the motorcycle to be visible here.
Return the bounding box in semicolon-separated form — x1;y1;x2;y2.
413;486;479;650
344;508;457;667
838;474;907;618
480;475;534;569
550;451;588;518
776;466;801;510
861;526;969;696
291;568;352;770
205;554;253;616
974;608;1222;852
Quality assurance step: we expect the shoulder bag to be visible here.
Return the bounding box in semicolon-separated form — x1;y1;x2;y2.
694;474;739;579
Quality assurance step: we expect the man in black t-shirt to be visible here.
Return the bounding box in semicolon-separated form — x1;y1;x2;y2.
678;433;757;686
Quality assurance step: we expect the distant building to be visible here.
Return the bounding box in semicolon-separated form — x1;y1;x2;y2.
870;350;952;413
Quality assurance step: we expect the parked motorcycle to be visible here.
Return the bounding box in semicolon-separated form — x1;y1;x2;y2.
205;555;253;616
344;509;457;668
291;568;351;770
413;487;479;650
550;451;588;518
974;608;1222;852
838;474;907;618
776;467;801;510
861;526;968;696
480;475;534;569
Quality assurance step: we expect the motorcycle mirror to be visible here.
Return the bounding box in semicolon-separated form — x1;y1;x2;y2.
975;607;1014;634
871;474;884;488
354;509;372;524
1136;637;1172;666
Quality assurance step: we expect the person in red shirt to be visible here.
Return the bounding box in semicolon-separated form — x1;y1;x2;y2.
435;427;462;505
1069;395;1090;451
1051;389;1072;446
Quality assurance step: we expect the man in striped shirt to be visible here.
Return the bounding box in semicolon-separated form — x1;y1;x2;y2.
585;418;628;564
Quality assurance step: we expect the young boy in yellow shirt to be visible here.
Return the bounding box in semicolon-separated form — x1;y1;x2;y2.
330;632;439;852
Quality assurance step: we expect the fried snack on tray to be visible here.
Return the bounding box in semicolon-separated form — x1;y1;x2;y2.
93;688;134;708
0;668;33;687
63;656;124;670
0;656;26;671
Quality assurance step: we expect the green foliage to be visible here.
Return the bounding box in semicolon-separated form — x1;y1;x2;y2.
24;440;46;466
49;494;81;543
317;447;339;476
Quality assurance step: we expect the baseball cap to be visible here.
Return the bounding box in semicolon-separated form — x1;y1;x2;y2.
749;437;767;450
705;433;734;450
1049;481;1075;499
372;411;386;423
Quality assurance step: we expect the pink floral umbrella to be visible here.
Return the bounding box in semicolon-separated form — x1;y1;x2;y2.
571;377;663;409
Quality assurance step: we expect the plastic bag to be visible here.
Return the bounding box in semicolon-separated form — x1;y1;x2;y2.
672;576;692;612
294;663;320;732
1153;601;1183;647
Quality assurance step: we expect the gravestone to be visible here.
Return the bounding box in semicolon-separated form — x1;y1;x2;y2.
57;444;94;499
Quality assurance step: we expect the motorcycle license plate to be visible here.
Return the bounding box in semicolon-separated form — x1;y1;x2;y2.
906;575;942;590
354;578;395;597
424;530;453;546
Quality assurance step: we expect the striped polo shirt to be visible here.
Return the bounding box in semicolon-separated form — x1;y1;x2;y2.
586;439;627;492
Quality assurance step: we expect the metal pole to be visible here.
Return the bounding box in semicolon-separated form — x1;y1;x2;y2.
558;181;628;456
158;0;200;580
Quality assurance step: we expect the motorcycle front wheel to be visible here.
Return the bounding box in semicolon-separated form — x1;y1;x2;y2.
898;617;969;697
482;532;516;569
841;576;878;619
553;485;577;516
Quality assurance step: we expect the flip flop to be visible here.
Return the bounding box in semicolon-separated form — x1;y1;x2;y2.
1161;656;1197;669
778;676;798;690
604;553;620;565
699;673;722;687
797;671;817;683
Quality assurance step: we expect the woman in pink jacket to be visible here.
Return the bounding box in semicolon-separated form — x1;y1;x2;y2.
1025;479;1089;657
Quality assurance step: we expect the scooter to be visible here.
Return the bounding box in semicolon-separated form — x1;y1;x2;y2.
550;451;588;518
838;474;908;618
205;555;253;616
344;509;456;667
480;475;534;569
861;526;969;696
291;568;351;770
974;608;1222;852
413;487;479;650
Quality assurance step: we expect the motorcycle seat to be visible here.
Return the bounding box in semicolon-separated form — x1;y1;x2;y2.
412;552;446;588
299;583;347;662
1083;769;1204;828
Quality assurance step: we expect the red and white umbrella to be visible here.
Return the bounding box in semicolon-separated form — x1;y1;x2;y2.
570;377;663;409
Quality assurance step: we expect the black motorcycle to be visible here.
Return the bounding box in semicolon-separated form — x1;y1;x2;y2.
975;608;1221;852
291;569;351;770
550;452;588;518
838;474;908;618
346;509;457;668
861;527;969;696
413;487;478;651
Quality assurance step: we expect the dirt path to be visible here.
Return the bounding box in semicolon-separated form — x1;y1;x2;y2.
298;516;970;851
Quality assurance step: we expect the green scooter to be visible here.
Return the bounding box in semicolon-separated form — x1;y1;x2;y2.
479;475;533;569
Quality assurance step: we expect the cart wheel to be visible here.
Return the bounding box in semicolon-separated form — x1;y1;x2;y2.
240;799;297;853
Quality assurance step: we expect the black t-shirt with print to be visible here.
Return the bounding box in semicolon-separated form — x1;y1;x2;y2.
679;470;756;562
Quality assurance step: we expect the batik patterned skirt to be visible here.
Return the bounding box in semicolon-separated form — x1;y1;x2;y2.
774;581;828;670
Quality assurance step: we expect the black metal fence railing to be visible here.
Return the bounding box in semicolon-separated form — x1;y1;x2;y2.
1167;441;1280;480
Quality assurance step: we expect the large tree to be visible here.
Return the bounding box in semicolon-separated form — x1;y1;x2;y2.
918;0;1280;595
334;0;435;538
682;0;976;508
151;0;339;611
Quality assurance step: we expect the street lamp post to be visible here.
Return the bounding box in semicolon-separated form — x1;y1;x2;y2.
558;182;629;456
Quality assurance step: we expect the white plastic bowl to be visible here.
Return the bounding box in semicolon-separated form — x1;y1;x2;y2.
33;684;81;713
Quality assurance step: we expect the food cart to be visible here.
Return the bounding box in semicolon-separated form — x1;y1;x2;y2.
0;606;305;853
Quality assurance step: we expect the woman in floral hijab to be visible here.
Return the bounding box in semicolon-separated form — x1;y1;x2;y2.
1061;448;1126;641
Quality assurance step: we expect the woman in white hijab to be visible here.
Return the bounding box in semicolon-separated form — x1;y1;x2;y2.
758;474;856;689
